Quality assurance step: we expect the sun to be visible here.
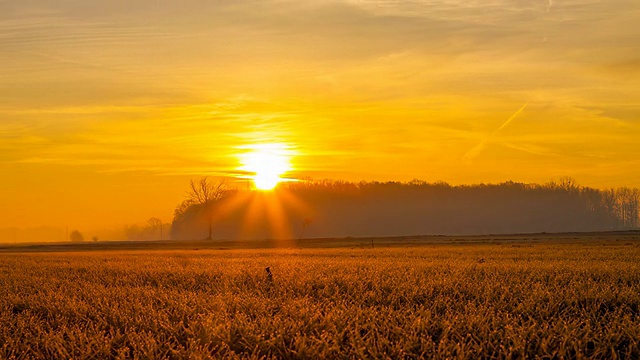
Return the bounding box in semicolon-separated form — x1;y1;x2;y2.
239;144;293;190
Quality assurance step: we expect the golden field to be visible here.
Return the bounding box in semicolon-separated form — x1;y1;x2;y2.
1;234;639;359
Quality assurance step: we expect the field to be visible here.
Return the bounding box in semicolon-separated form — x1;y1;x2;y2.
1;233;639;359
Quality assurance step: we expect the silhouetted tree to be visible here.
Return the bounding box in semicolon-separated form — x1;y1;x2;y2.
616;187;640;228
174;177;230;240
92;236;98;242
300;217;313;239
187;177;228;205
124;224;142;240
69;230;84;242
147;217;163;240
559;176;579;191
170;178;640;240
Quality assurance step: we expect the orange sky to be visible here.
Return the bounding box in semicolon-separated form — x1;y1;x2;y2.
1;0;639;235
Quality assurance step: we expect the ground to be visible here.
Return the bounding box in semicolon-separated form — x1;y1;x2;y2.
1;232;639;359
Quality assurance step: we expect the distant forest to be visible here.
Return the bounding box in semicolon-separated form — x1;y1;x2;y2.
170;178;640;240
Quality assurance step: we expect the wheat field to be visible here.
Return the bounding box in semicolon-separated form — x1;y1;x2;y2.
1;237;639;359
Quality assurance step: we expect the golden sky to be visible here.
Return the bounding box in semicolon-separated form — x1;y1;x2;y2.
1;0;639;232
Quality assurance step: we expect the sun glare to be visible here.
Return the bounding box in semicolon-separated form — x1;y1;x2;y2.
239;144;293;190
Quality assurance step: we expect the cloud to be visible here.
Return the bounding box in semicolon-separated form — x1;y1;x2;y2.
1;0;639;185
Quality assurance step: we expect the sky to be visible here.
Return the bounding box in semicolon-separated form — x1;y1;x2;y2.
1;0;639;234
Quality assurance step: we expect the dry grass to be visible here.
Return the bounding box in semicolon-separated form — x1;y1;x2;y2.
1;239;639;359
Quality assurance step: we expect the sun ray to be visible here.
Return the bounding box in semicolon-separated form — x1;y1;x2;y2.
263;191;292;241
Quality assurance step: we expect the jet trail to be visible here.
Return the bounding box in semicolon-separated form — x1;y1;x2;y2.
462;103;528;163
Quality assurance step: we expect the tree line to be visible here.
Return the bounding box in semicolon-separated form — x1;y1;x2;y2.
170;177;640;240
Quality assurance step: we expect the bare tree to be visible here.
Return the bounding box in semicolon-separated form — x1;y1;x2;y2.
616;187;640;229
299;217;313;239
558;176;579;192
147;217;163;240
188;177;228;205
185;177;229;240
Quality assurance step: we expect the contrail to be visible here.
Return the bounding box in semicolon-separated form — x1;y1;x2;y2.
463;103;528;163
493;102;528;133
